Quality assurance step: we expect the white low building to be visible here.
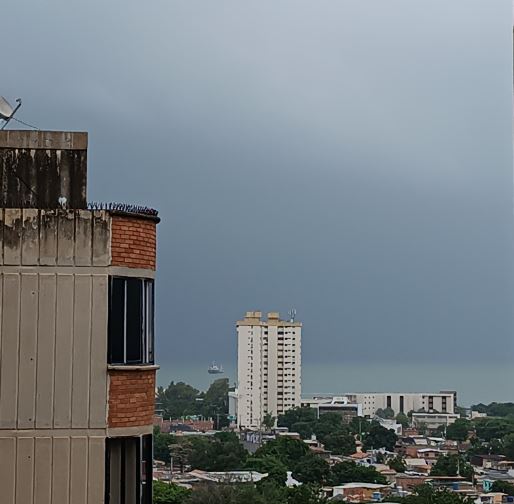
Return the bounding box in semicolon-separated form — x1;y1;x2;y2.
411;412;459;429
345;392;456;417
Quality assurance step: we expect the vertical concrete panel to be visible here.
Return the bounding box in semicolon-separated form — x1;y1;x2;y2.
57;211;75;266
0;273;20;428
0;437;16;504
0;208;4;265
36;274;56;428
75;210;92;266
52;437;70;504
92;211;110;266
18;273;39;428
21;209;40;265
54;274;74;428
40;210;58;266
34;437;52;504
87;437;105;504
16;437;35;504
70;437;88;504
89;275;108;428
72;275;91;428
3;209;22;265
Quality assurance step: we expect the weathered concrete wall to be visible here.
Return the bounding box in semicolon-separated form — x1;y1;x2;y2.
0;130;87;209
0;209;110;266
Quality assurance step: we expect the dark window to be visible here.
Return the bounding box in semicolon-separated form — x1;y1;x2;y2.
387;395;392;409
400;396;404;413
105;435;152;504
442;397;447;412
108;277;154;365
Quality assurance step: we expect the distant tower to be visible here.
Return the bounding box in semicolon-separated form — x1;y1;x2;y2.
236;311;302;429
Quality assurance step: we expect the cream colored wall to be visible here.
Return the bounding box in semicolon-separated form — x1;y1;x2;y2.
0;271;109;429
0;435;105;504
0;209;112;503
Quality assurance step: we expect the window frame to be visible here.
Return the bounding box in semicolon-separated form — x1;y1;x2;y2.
108;276;155;366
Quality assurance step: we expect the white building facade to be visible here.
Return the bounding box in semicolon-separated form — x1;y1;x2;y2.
345;392;456;417
237;311;302;429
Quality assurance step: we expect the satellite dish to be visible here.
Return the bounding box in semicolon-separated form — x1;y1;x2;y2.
0;96;22;129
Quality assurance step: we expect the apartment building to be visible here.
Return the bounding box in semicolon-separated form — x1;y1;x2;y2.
237;311;301;429
0;130;159;504
345;391;456;417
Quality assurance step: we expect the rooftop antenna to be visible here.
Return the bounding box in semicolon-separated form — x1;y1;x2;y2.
288;308;297;323
0;97;22;130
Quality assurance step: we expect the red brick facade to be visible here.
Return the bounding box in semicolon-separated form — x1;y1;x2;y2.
111;215;157;270
108;368;156;428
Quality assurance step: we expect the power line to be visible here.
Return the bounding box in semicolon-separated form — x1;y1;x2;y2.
11;116;39;130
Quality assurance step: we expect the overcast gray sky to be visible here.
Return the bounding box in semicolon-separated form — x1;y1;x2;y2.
3;0;513;402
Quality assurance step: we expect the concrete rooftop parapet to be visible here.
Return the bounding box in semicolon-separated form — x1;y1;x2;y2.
0;130;87;150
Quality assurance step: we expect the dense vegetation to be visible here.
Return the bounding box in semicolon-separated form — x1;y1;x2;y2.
154;390;514;504
390;484;475;504
471;402;514;418
277;407;398;454
156;378;229;427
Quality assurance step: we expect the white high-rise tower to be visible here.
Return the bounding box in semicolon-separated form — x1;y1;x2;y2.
236;311;302;429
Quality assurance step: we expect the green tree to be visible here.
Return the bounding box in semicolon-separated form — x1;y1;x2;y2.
329;461;387;485
388;455;407;473
349;416;367;437
154;426;174;464
446;419;471;442
376;407;395;419
474;417;514;442
245;455;288;486
471;403;514;418
363;422;398;451
262;412;276;431
200;378;229;428
186;432;248;471
278;407;317;430
292;452;330;485
184;484;269;504
503;433;514;460
491;481;514;495
291;421;315;439
153;481;191;504
254;437;309;467
430;455;473;480
396;413;410;428
393;484;474;504
286;485;327;504
313;413;344;440
183;482;327;504
323;431;356;455
157;382;201;419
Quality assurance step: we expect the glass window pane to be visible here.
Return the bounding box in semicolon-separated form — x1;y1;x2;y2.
146;281;154;364
126;278;143;363
108;278;125;364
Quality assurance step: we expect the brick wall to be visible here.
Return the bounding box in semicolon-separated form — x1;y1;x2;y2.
111;215;157;269
108;369;156;428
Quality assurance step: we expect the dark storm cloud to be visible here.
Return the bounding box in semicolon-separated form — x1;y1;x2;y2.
3;1;513;376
